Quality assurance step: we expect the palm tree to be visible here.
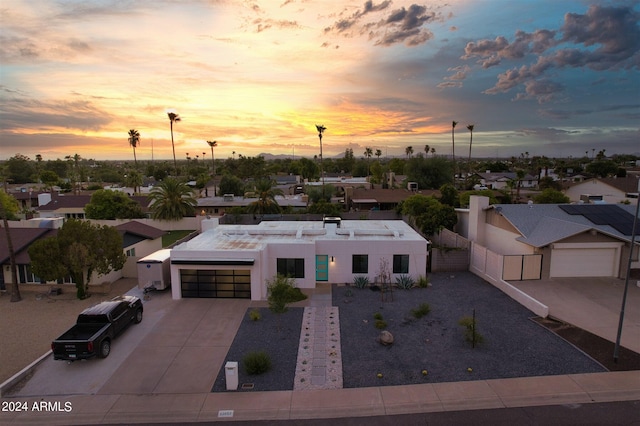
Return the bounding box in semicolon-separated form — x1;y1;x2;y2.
206;140;218;196
247;179;284;215
451;121;458;185
431;147;436;156
364;147;373;176
515;169;525;202
167;111;181;176
375;149;382;160
148;178;197;221
315;124;326;198
424;144;430;157
405;146;414;158
128;129;141;169
466;124;475;186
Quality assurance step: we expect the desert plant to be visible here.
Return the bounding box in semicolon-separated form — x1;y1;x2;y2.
344;287;354;297
459;313;484;347
395;274;415;290
375;319;388;329
417;275;430;288
243;351;272;375
411;303;431;319
353;275;370;289
373;312;383;320
249;309;261;321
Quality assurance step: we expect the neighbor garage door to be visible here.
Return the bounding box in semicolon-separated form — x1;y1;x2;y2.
180;269;251;298
550;246;618;278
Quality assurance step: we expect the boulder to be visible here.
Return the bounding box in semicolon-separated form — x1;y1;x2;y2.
378;330;394;346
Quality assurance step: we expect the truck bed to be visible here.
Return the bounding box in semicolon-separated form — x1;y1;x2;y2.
55;323;108;341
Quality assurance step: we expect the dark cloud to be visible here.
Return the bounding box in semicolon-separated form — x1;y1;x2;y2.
324;1;442;47
452;5;640;104
0;95;113;132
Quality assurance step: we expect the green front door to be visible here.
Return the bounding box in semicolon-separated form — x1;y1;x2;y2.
316;255;328;281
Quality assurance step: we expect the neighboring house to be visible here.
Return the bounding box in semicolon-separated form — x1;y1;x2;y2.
564;176;640;204
0;220;165;287
169;218;428;301
115;221;166;278
346;187;439;211
474;172;538;190
0;227;58;288
197;194;308;216
464;196;640;280
36;193;151;219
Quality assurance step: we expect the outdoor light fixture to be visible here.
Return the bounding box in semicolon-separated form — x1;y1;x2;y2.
331;256;334;263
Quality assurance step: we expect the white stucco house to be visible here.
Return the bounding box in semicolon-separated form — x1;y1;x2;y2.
169;218;428;300
464;196;640;280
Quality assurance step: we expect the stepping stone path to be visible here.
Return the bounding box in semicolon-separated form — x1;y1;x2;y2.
294;306;343;390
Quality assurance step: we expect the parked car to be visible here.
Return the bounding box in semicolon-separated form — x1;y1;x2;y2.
51;295;143;361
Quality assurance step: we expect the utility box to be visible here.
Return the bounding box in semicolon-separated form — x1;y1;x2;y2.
225;361;239;390
137;249;172;291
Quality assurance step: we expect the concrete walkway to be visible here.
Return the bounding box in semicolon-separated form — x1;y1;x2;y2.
2;276;639;425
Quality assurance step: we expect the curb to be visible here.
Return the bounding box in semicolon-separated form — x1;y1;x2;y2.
0;351;51;397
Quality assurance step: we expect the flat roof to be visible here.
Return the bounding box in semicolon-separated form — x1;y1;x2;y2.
172;220;426;253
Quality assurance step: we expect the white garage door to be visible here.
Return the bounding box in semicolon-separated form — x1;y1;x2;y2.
550;247;617;277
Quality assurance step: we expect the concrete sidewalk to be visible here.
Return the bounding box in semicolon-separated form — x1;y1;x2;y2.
2;275;639;425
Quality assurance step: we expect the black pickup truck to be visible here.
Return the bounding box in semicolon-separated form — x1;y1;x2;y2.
51;295;143;361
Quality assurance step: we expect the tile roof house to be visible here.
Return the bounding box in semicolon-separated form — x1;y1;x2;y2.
474;172;538;190
464;196;640;280
0;221;165;289
36;193;152;219
347;187;440;211
564;176;640;204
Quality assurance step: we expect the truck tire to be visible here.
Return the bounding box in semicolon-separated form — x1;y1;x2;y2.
98;339;111;358
134;308;143;324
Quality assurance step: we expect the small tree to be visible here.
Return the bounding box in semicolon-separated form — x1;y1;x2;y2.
29;220;126;299
266;274;307;330
85;189;145;219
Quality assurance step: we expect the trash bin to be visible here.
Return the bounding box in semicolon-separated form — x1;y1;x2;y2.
225;361;238;390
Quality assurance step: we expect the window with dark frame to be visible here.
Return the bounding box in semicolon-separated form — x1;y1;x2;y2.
393;254;409;274
352;254;368;274
277;258;305;278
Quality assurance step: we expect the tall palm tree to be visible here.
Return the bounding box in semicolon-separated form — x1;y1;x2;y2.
167;111;181;176
405;146;414;158
148;178;197;221
128;129;141;169
431;147;436;156
206;140;217;196
364;147;373;176
315;124;326;198
451;121;458;185
247;179;284;215
375;149;382;160
466;124;475;186
424;144;430;157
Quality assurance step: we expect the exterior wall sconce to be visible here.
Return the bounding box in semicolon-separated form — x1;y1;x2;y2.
330;256;334;262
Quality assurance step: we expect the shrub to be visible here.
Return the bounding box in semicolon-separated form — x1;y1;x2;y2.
249;309;261;321
243;351;272;375
417;275;430;288
344;287;354;297
395;274;415;290
411;303;431;319
373;312;384;320
353;275;370;289
375;319;388;329
458;315;484;347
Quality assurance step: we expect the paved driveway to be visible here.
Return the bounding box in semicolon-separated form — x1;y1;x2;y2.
511;276;640;354
9;289;250;397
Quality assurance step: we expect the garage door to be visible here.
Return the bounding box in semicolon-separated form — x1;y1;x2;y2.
180;269;251;298
550;248;617;277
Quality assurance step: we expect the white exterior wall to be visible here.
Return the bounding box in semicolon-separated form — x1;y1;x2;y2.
264;241;317;290
315;239;427;284
564;181;627;204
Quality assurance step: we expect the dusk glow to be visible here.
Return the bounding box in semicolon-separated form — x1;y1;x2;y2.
1;0;639;161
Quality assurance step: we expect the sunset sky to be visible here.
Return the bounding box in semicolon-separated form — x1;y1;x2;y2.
1;0;639;162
